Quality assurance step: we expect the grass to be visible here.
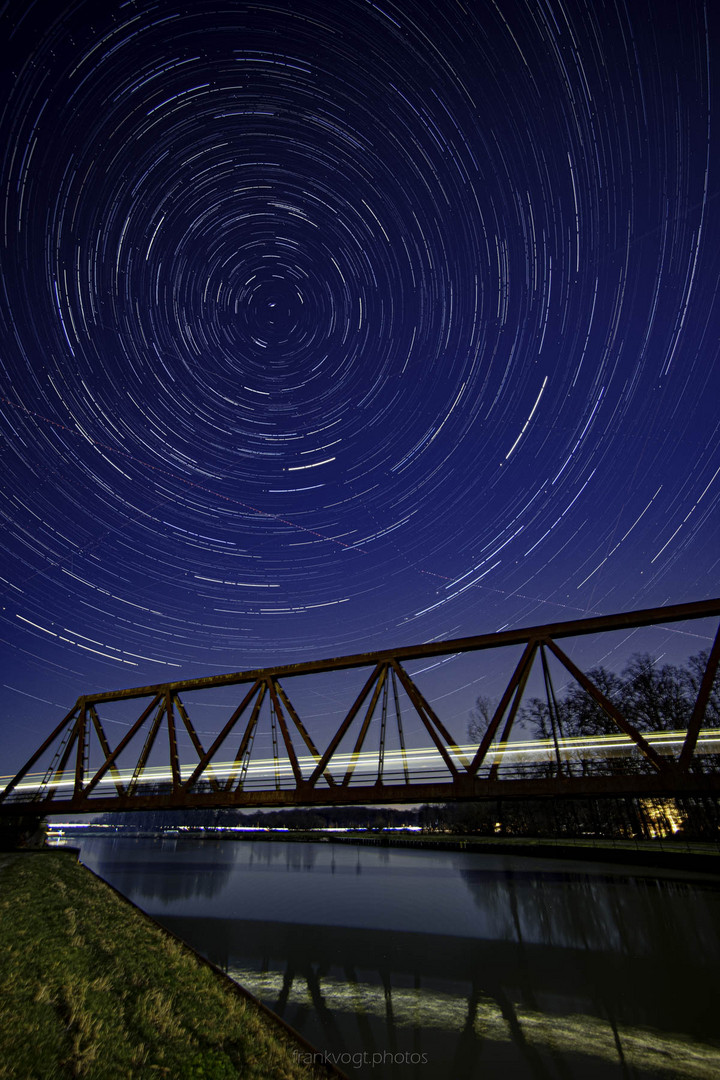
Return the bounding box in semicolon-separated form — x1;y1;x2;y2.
0;852;321;1079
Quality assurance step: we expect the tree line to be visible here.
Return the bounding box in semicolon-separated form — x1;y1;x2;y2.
450;648;720;841
417;793;719;841
468;649;719;742
94;805;420;831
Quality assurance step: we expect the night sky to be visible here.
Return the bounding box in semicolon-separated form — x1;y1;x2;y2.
2;0;719;773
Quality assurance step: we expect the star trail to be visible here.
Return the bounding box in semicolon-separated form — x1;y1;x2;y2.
1;0;719;767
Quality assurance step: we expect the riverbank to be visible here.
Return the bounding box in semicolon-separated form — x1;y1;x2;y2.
0;851;335;1080
102;826;719;876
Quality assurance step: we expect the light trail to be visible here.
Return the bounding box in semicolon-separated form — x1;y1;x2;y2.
3;729;719;796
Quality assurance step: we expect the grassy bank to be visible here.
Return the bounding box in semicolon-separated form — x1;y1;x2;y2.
0;852;323;1080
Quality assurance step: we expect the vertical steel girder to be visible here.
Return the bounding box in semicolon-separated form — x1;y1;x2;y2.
392;669;410;784
2;599;719;811
541;645;565;777
73;703;88;798
166;691;181;792
377;674;389;784
680;624;720;769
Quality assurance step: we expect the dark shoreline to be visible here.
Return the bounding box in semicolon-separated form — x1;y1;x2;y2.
315;831;720;875
51;828;720;876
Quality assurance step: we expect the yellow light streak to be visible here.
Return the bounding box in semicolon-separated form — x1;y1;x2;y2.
2;730;719;795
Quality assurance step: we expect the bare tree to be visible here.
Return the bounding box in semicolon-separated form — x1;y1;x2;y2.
467;695;495;742
521;654;699;739
523;666;625;739
621;653;691;731
679;650;720;726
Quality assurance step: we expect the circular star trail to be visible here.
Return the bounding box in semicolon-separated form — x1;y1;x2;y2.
1;0;719;759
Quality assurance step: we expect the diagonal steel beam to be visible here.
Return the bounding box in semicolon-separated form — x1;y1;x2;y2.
395;662;471;770
342;665;388;786
267;678;303;785
88;706;126;797
228;684;266;792
272;680;336;786
82;694;162;797
307;664;383;788
39;723;79;804
468;642;538;776
544;639;668;773
174;695;221;792
0;703;80;803
487;645;536;781
391;661;461;779
126;701;165;795
182;681;262;792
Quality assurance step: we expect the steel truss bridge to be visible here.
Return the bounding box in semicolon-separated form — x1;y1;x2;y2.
2;598;720;816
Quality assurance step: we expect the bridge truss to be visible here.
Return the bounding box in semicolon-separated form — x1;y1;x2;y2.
2;598;720;815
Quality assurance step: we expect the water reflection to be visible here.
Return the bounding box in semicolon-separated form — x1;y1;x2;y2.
78;838;720;1079
459;864;718;960
94;836;234;901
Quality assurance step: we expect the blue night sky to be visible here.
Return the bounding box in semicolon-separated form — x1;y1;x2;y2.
1;0;719;772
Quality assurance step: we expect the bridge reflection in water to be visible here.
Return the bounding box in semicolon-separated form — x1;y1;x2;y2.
3;598;720;815
79;836;720;1080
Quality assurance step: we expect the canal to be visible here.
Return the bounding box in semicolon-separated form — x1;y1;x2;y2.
74;836;720;1079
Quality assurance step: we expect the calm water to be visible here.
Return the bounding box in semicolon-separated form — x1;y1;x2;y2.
75;836;720;1079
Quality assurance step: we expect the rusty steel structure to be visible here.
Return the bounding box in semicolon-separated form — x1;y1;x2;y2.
2;598;720;816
